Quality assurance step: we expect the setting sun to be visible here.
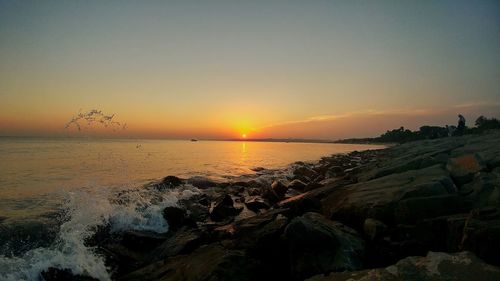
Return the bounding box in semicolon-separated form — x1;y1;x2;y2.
242;134;247;138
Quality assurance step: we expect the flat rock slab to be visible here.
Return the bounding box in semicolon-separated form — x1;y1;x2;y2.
322;164;457;227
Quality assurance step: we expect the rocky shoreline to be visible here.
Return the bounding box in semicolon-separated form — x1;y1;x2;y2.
42;130;500;281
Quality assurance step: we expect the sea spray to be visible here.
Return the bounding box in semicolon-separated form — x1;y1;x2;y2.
0;184;200;281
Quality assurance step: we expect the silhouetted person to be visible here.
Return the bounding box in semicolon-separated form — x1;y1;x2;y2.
455;114;466;136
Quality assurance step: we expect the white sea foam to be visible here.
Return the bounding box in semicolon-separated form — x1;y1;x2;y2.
0;184;200;281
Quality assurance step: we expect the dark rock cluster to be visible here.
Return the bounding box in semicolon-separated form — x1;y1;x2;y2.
44;131;500;281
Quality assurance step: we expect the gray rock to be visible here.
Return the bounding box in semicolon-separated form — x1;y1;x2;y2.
260;184;280;203
447;153;484;185
162;206;189;230
306;251;500;281
244;196;270;212
293;165;318;181
288;179;307;191
322;165;457;227
283;212;365;280
146;226;203;263
271;180;288;198
120;244;256;281
209;194;242;221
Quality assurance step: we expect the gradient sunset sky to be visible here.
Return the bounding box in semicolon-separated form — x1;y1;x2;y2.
1;0;499;139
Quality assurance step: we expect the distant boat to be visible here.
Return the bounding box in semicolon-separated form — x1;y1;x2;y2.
190;139;198;142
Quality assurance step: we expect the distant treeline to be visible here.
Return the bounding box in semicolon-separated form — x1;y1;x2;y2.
335;115;500;144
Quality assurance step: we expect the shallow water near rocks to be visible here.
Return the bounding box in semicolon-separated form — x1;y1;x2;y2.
0;137;383;280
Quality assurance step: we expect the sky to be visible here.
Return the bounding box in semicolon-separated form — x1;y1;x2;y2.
1;0;499;139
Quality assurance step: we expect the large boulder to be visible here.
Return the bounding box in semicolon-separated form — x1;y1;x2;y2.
322;165;457;228
120;244;256;281
447;154;484;186
162;206;190;230
306;251;500;281
146;226;204;263
357;137;464;182
283;212;365;280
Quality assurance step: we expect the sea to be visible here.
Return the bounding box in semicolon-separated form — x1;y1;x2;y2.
0;137;383;280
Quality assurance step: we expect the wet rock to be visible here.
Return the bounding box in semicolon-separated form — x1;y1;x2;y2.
283;212;365;280
271;180;288;198
288;179;307;191
187;176;219;189
307;251;500;281
252;167;266;172
120;244;257;281
121;230;167;251
363;218;387;241
101;242;148;275
146;226;203;263
261;185;280;203
187;203;210;222
41;268;100;281
162;206;190;230
85;223;112;247
244;196;270;212
293;165;318;181
324;166;345;178
209;194;242;221
228;213;290;280
156;175;183;190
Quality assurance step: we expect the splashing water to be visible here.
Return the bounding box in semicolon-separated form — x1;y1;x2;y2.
0;184;200;281
65;109;127;132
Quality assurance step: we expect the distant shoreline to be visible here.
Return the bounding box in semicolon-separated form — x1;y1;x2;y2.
0;135;386;145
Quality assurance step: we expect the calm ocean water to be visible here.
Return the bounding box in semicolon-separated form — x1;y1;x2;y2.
0;137;383;280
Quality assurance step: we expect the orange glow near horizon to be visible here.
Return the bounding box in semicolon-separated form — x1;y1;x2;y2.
242;133;247;139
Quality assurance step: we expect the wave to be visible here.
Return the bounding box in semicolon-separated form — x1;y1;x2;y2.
0;184;200;281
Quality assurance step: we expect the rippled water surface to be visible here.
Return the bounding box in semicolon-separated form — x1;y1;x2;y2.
0;137;383;220
0;137;384;280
